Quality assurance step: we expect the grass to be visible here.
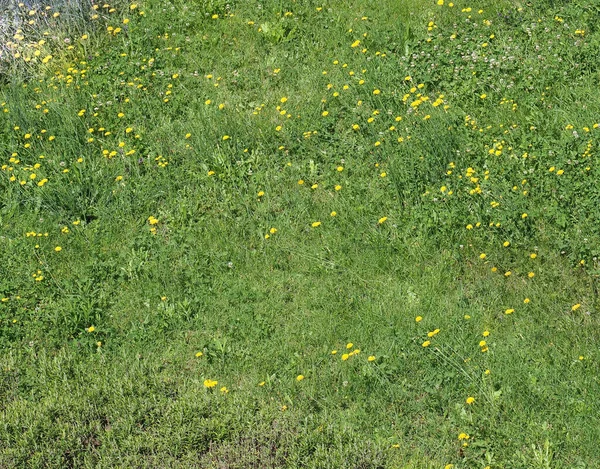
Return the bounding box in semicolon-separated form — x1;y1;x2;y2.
1;0;600;467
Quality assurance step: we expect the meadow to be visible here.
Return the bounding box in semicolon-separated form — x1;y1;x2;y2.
1;0;600;467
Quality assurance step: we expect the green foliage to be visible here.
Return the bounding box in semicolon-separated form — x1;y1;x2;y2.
1;0;600;467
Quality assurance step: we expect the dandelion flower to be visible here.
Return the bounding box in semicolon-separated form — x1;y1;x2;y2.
204;379;218;388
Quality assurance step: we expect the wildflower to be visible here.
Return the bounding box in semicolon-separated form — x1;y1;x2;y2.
330;211;337;217
524;298;530;304
466;397;475;405
257;191;264;197
185;133;191;139
311;221;321;228
572;304;581;311
222;135;230;140
195;351;203;357
220;386;228;393
368;356;376;362
296;375;304;381
458;433;469;441
505;308;514;315
341;353;349;361
346;343;353;349
415;316;422;322
269;228;277;234
483;330;490;337
479;253;486;259
530;253;537;259
378;217;387;224
335;185;342;191
87;326;95;332
54;246;62;252
204;379;218;388
422;340;431;347
373;89;381;95
503;241;510;247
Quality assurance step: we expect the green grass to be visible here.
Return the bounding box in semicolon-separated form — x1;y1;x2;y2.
1;0;600;467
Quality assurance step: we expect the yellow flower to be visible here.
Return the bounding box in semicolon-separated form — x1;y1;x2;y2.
373;89;381;95
505;308;514;315
378;216;388;224
257;191;265;197
483;330;490;337
54;246;62;252
335;185;342;191
220;386;228;393
204;379;218;388
422;340;431;347
185;133;191;139
530;253;537;259
86;326;95;333
269;228;277;234
479;253;486;259
437;0;444;5
311;221;321;228
572;304;581;311
296;375;304;381
322;111;329;117
330;211;337;217
195;351;203;357
524;298;530;304
368;356;376;362
222;135;230;141
346;343;353;349
458;433;469;440
503;241;510;247
415;316;422;322
341;353;349;361
466;397;475;405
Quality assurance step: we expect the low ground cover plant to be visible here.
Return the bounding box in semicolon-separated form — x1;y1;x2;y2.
1;0;599;467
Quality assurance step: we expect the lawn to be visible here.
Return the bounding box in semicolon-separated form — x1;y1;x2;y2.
1;0;599;467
